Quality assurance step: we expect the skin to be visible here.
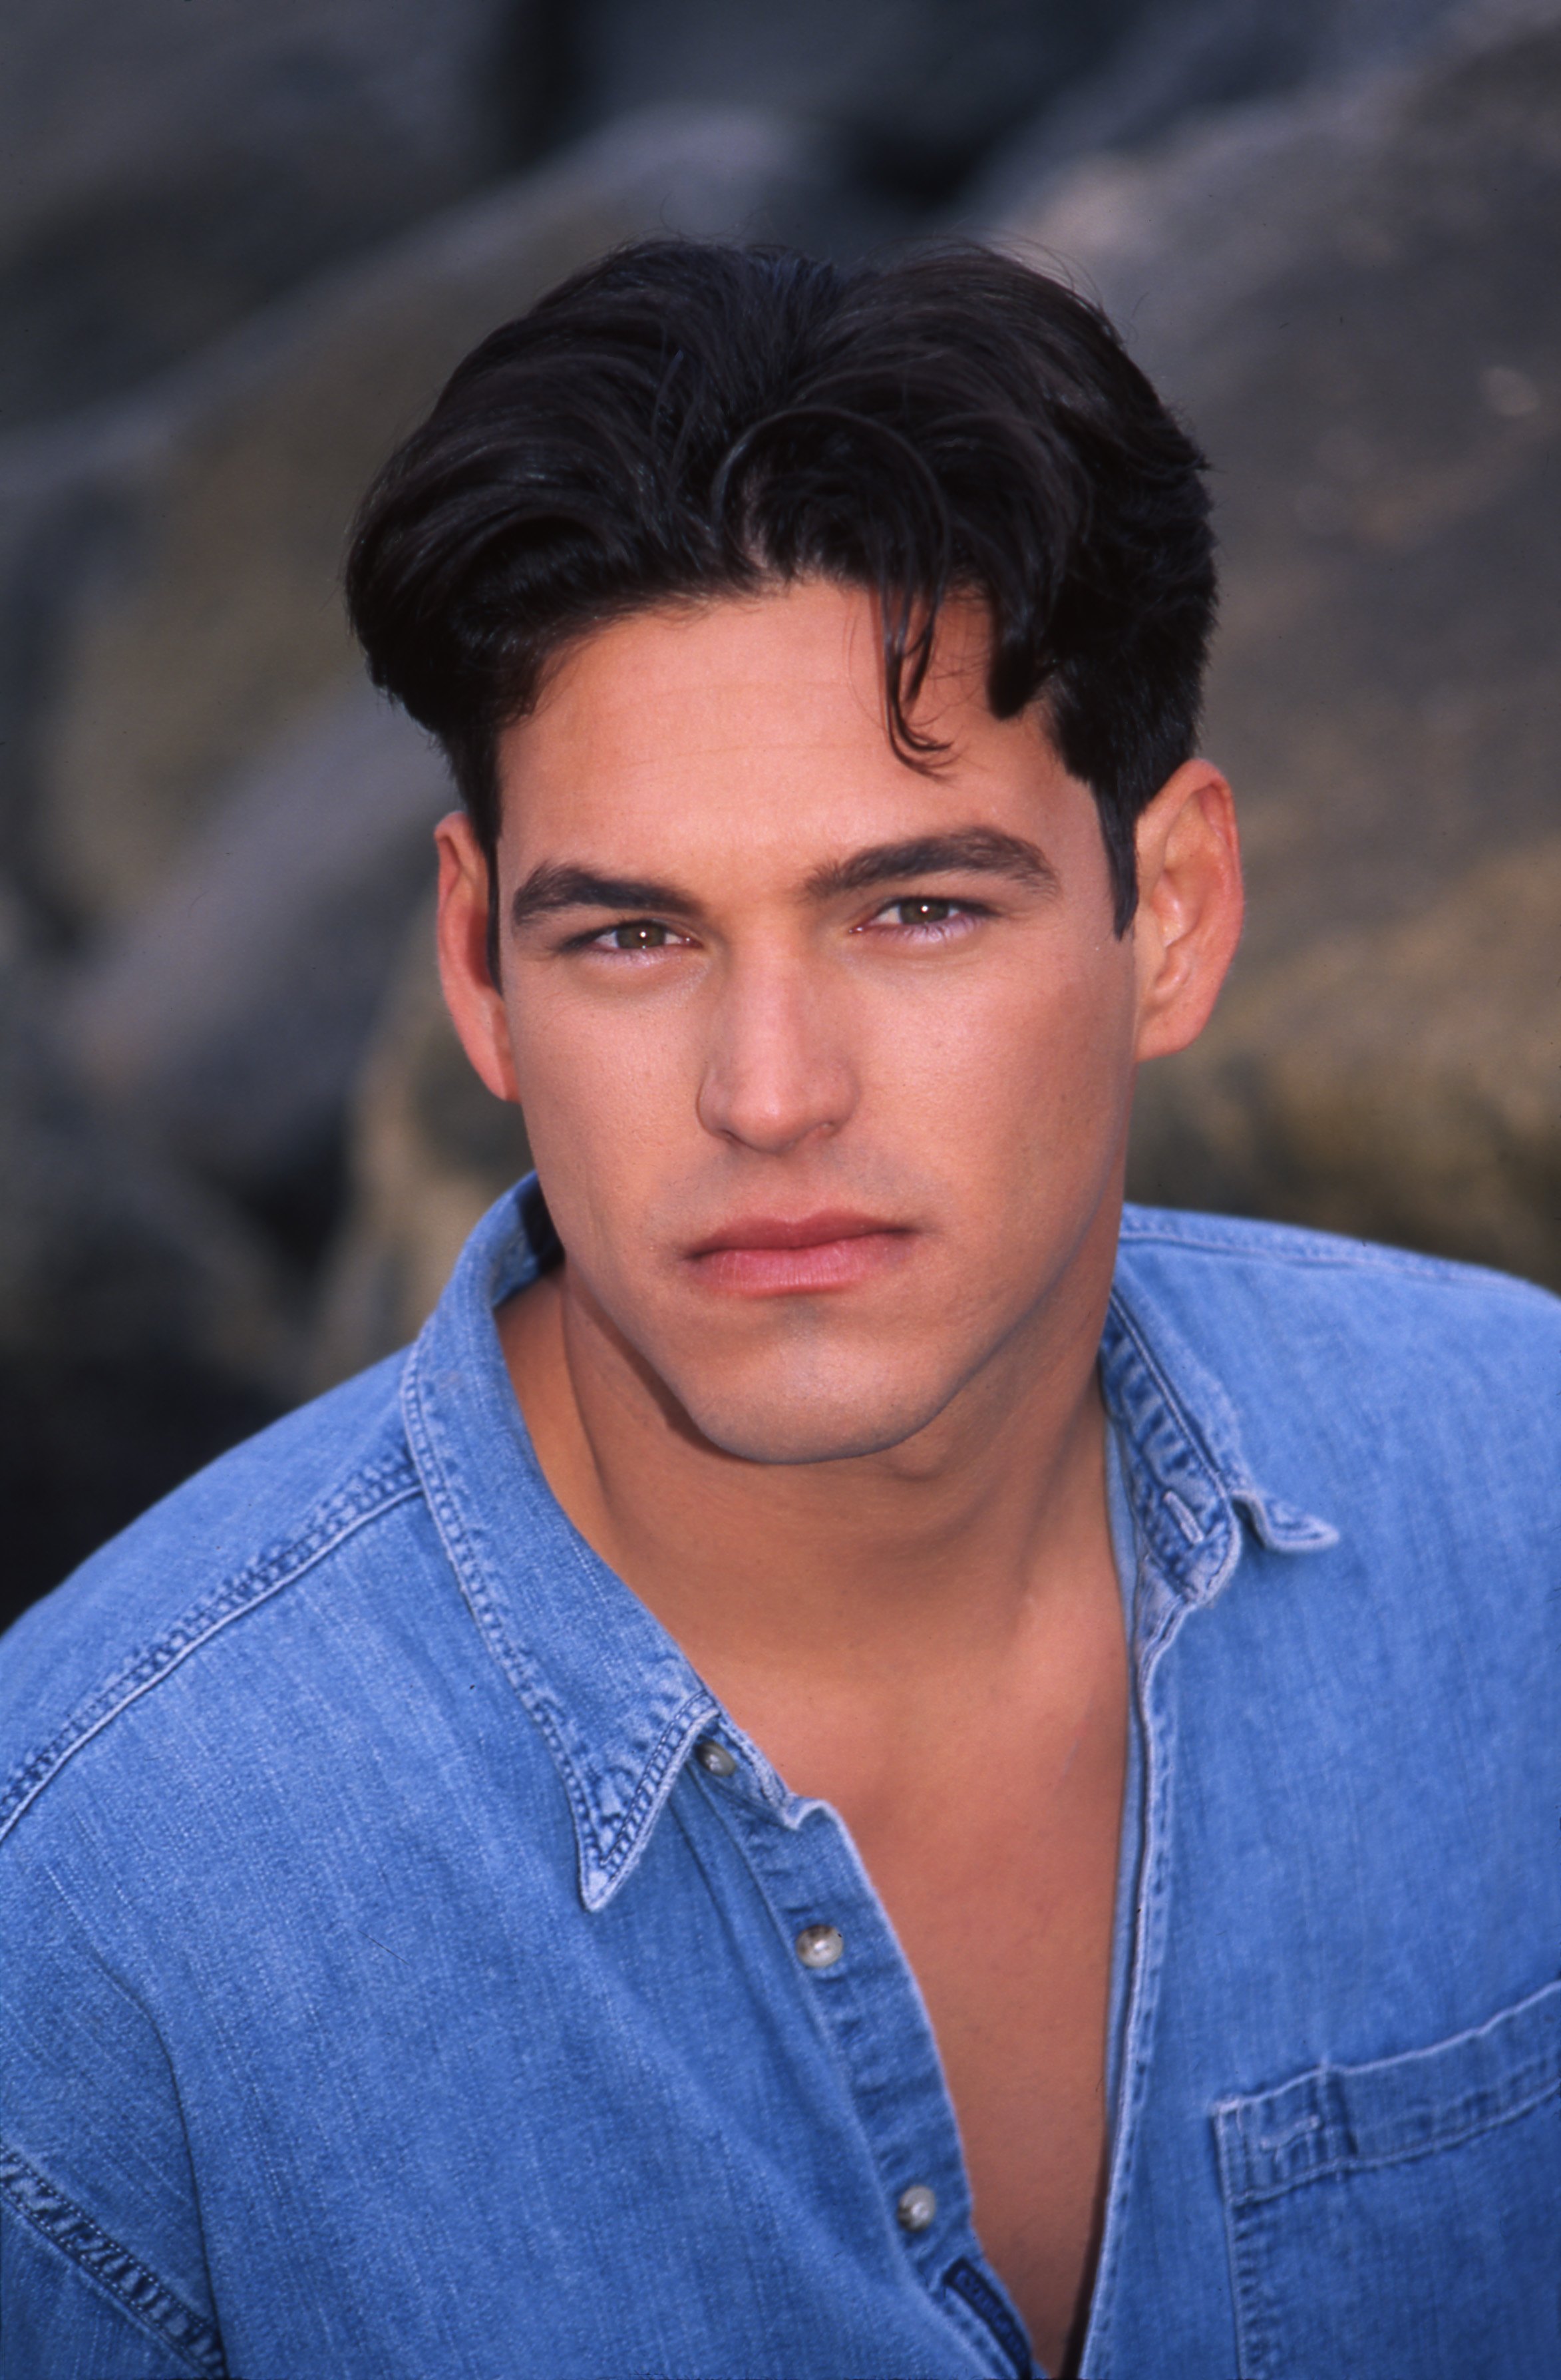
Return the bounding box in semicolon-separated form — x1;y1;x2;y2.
436;578;1242;2373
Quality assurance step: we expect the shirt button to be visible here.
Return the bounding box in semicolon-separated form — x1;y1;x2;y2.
794;1922;844;1969
896;2183;938;2233
694;1738;737;1776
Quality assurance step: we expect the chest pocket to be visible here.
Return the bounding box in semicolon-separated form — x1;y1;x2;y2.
1213;1979;1560;2380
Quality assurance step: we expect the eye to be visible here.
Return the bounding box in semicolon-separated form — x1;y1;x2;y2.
592;918;686;952
883;896;957;927
860;894;985;938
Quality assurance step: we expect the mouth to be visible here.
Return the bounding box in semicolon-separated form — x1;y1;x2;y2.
683;1211;916;1296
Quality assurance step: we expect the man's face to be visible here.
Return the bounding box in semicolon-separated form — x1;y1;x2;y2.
465;580;1166;1464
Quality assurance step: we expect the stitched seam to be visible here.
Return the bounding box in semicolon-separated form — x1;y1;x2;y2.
0;2141;224;2376
590;1694;713;1883
1107;1295;1230;1497
1104;1294;1244;1599
401;1361;607;1867
0;1457;421;1844
1081;1609;1182;2377
1222;2065;1561;2203
697;1792;860;2098
1119;1213;1550;1292
552;1526;714;1883
403;1348;712;1895
1220;2150;1276;2380
940;2257;1033;2376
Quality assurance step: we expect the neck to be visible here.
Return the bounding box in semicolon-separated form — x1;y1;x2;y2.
498;1201;1122;1736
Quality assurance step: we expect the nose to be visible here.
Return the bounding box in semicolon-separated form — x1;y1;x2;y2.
695;953;857;1155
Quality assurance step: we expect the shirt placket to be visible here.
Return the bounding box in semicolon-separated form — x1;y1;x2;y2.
1072;1561;1187;2379
1079;1328;1248;2379
690;1735;1039;2379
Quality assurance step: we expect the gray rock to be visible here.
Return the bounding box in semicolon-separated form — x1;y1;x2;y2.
62;684;452;1204
965;0;1473;220
0;925;298;1625
568;1;1144;202
0;0;548;431
1129;836;1561;1288
997;0;1561;1280
309;899;531;1386
0;106;835;930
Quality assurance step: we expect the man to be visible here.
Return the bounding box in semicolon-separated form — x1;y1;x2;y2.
2;242;1555;2380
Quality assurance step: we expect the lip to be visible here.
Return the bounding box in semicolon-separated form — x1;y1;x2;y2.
689;1211;899;1255
683;1211;914;1296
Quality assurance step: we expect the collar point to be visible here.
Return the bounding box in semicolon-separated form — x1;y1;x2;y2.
579;1863;621;1914
1240;1491;1340;1555
576;1812;655;1912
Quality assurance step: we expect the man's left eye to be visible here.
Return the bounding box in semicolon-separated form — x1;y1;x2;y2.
882;897;957;926
599;919;679;950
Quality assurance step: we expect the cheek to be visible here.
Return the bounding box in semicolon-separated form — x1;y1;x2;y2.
865;941;1136;1167
500;978;692;1212
1031;948;1138;1127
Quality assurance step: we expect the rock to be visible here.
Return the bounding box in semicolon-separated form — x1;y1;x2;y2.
61;684;452;1217
996;0;1561;1281
0;919;299;1629
309;899;531;1386
1130;837;1561;1288
567;1;1145;204
0;0;549;432
965;0;1473;219
0;104;836;930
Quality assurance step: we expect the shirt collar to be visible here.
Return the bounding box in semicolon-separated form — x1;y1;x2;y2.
401;1180;722;1913
403;1180;1335;1911
1101;1272;1337;1613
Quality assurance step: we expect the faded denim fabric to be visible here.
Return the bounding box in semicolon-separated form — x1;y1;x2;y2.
3;1186;1557;2380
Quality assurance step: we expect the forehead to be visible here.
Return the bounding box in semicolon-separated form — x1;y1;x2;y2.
494;580;1083;869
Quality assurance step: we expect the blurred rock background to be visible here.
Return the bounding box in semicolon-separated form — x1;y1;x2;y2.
2;0;1556;1627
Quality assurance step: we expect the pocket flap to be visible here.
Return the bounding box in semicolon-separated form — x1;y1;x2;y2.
1215;1977;1560;2206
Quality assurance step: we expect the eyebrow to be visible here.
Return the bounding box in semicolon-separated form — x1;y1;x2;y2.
508;825;1058;934
802;828;1059;901
510;863;707;932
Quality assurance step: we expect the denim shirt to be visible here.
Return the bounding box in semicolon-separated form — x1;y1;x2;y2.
3;1190;1558;2380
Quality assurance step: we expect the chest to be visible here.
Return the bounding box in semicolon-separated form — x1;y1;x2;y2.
862;1675;1128;2372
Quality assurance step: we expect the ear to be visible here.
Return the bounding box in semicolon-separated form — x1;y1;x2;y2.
1130;760;1244;1062
434;811;522;1103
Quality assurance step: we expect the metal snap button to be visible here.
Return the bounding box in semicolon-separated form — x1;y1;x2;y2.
794;1922;844;1969
896;2182;937;2233
694;1738;737;1776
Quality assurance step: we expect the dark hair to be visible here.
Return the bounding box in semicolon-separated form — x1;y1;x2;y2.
347;239;1214;954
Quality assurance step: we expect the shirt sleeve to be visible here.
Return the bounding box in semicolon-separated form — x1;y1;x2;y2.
1;2206;215;2380
2;1820;226;2380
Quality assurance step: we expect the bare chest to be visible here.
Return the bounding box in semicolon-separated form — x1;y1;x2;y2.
848;1670;1128;2373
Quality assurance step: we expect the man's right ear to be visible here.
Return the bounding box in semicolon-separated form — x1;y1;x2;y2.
434;812;522;1105
1129;760;1244;1064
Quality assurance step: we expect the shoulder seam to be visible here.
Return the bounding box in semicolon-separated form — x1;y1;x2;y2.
0;2138;225;2376
0;1450;421;1846
1119;1212;1551;1292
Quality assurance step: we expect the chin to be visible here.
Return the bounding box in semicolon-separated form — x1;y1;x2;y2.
668;1353;959;1468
